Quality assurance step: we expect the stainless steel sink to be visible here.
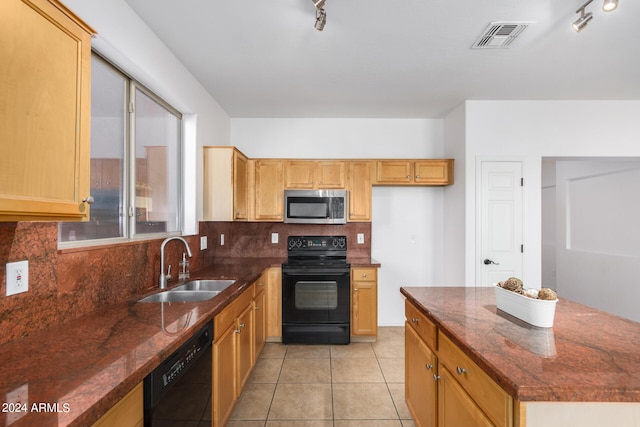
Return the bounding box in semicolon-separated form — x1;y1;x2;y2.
173;279;236;292
138;290;220;303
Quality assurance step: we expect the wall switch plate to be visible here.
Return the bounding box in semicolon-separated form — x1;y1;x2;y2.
357;233;365;244
6;260;28;296
271;233;279;244
200;236;208;250
220;234;225;246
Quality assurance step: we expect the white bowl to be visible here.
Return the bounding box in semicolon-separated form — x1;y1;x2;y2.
494;285;558;328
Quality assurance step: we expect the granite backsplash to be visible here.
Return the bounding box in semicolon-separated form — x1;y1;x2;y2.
0;221;371;345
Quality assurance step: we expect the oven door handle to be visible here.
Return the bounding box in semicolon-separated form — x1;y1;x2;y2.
283;269;350;276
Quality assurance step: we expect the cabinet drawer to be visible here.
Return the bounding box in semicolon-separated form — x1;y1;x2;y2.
405;301;437;351
438;332;513;427
214;285;254;341
352;267;376;282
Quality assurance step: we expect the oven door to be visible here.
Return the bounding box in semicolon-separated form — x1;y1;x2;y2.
282;268;350;324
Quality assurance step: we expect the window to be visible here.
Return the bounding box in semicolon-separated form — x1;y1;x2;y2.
59;54;183;245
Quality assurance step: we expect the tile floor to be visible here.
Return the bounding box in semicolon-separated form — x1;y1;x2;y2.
228;326;415;427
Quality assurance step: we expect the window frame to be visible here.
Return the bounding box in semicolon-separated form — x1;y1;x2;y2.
58;52;184;249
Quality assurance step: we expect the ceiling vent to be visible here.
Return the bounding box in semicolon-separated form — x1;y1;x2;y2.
472;22;531;49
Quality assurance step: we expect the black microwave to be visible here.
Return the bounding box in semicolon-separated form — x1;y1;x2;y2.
284;190;348;224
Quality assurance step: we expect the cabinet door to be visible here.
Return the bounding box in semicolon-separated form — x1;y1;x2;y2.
316;161;345;188
376;161;413;184
233;150;249;220
284;160;315;189
405;324;437;427
265;267;282;339
254;160;284;221
91;382;143;427
236;304;254;395
438;366;494;427
213;324;237;427
415;160;453;185
347;161;372;221
351;268;377;336
0;0;93;221
253;288;266;363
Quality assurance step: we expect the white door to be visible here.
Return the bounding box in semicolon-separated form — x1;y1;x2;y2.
478;161;523;285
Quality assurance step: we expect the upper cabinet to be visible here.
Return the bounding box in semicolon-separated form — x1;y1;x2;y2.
251;160;284;221
0;0;95;221
347;161;373;222
204;147;249;221
284;160;345;189
376;160;454;186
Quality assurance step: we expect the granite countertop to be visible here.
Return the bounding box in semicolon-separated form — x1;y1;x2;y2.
401;286;640;403
0;256;381;426
0;257;284;427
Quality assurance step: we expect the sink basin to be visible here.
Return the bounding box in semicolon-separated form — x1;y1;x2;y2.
174;279;236;292
138;290;220;303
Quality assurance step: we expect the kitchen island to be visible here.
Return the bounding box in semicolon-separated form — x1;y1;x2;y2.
401;286;640;427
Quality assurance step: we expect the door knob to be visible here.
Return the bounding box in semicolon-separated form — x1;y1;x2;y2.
483;259;500;265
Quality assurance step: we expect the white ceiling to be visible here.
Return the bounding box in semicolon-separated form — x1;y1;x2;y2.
124;0;639;118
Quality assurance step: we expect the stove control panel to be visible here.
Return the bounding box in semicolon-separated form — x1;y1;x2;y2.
287;235;347;251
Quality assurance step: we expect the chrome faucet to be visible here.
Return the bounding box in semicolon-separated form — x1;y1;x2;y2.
159;237;193;289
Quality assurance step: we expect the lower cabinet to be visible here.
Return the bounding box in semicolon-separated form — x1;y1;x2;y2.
405;300;513;427
212;270;271;427
91;382;143;427
351;267;378;338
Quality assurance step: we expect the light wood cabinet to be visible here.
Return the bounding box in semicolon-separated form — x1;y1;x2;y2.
0;0;94;221
406;324;437;427
347;161;373;222
266;267;282;340
251;160;284;221
212;317;237;427
405;299;513;427
284;160;345;189
203;146;249;221
376;160;453;186
236;303;254;393
253;277;267;361
351;267;378;337
91;383;143;427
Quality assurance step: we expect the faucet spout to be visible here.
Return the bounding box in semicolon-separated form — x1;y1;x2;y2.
159;237;193;289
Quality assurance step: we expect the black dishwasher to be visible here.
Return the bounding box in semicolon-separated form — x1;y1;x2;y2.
144;320;213;426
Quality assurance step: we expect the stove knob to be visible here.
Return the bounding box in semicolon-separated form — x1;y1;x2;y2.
338;238;346;248
295;238;303;248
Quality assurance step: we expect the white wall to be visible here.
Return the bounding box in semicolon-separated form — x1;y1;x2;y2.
64;0;231;234
232;118;445;325
460;100;640;291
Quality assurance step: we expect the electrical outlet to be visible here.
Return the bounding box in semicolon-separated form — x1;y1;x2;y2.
200;236;208;250
220;233;225;246
271;233;279;244
357;233;365;244
6;260;28;296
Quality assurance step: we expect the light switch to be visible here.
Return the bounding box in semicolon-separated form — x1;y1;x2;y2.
200;236;208;250
357;233;365;244
272;233;279;244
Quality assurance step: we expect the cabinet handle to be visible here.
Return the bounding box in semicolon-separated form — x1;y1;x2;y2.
411;317;419;323
354;288;358;292
235;329;241;334
259;282;265;286
456;366;467;375
82;196;95;204
319;181;323;184
239;323;246;328
362;273;367;278
433;374;441;381
406;175;411;179
425;364;433;370
415;175;420;179
255;306;260;310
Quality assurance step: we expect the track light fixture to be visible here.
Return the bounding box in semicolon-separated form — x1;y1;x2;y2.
572;0;594;32
572;0;620;32
312;0;326;31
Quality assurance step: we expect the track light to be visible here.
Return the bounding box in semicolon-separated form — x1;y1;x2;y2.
572;0;594;32
602;0;618;11
312;0;326;31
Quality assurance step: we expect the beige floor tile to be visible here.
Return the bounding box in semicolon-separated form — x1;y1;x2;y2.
387;383;412;420
266;421;333;427
230;382;276;421
331;342;376;358
279;358;331;383
285;345;331;359
332;358;385;383
378;357;405;383
249;357;284;384
332;383;399;420
261;342;288;359
401;419;417;427
373;339;405;359
334;421;403;427
268;383;333;420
